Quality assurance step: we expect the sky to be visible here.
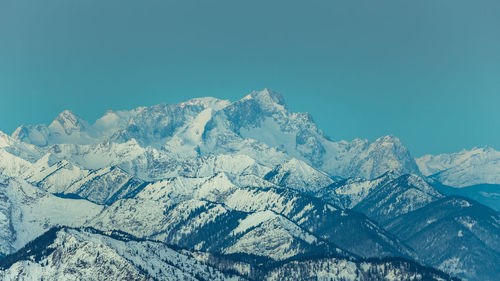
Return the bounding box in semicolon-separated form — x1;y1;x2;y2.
0;0;499;156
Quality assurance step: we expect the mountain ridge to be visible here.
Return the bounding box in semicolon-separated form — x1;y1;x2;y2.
10;89;421;180
0;226;460;281
1;89;499;280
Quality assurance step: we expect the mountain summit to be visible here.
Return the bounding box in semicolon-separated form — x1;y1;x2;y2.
49;110;89;135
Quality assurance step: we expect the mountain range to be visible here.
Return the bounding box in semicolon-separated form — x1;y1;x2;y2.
0;89;498;280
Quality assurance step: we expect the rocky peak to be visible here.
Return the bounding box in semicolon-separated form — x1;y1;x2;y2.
240;88;287;112
180;97;231;110
49;110;90;135
11;125;49;147
0;131;12;148
373;135;404;147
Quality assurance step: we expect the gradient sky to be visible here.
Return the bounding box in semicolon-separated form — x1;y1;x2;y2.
1;0;499;156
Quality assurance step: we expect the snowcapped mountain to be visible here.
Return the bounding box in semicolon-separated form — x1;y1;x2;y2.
336;135;421;179
317;171;446;225
0;142;148;205
13;110;93;146
385;196;500;281
264;158;334;193
22;153;90;194
0;227;244;281
0;226;458;281
0;149;32;180
321;172;500;281
11;89;419;180
417;146;500;187
0;131;41;164
0;174;102;257
89;177;415;259
316;171;442;222
316;171;400;209
1;89;499;280
89;198;339;261
353;174;444;224
202;89;420;179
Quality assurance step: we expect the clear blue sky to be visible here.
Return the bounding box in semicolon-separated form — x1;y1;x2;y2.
1;0;499;156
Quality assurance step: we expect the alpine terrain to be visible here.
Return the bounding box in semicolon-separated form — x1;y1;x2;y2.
0;89;498;280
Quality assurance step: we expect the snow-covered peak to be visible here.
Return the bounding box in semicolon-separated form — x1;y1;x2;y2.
416;146;500;187
369;135;409;154
399;173;442;197
180;97;231;110
46;138;146;170
264;158;334;192
0;175;103;256
12;125;49;147
317;170;399;209
0;130;42;163
352;173;443;224
7;90;420;182
49;110;90;134
374;134;401;144
281;158;313;171
1;131;35;150
239;88;287;112
0;131;14;148
377;169;406;180
338;135;420;179
0;226;245;281
417;146;500;175
242;88;286;105
480;145;495;153
20;152;92;195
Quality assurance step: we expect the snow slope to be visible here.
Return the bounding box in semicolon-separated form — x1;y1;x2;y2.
0;227;244;281
264;158;334;193
0;174;103;257
386;196;500;281
0;227;458;281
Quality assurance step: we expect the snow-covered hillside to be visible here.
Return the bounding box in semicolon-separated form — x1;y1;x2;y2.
317;172;500;281
353;174;444;224
0;227;244;281
385;196;500;281
264;158;334;193
0;227;458;281
89;180;414;259
0;174;102;257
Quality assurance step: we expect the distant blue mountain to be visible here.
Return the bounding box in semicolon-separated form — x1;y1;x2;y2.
434;182;500;212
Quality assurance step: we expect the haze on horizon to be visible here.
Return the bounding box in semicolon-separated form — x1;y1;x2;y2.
0;0;499;156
